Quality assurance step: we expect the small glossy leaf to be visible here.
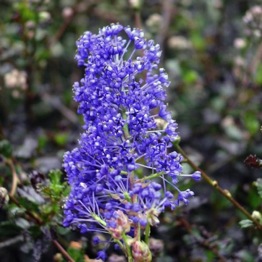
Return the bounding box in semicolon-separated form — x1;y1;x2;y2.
17;197;41;213
48;169;62;185
239;219;253;228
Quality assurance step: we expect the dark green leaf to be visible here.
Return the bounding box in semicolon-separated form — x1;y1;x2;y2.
0;222;22;237
0;140;12;158
17;197;40;213
243;111;260;135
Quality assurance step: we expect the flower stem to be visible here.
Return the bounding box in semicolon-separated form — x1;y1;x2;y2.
144;222;151;245
175;144;262;230
140;172;163;182
122;234;133;262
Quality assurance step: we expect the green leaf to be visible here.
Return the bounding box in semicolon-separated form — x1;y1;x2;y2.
239;219;253;228
183;70;198;85
255;63;262;84
14;2;38;22
206;250;215;262
0;222;22;237
67;243;85;262
190;31;206;50
37;135;48;151
54;133;68;146
247;185;261;209
28;225;42;238
0;140;12;158
48;169;62;185
243;111;260;135
41;169;69;202
17;197;41;213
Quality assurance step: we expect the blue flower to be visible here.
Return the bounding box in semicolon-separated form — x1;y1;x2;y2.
63;23;199;253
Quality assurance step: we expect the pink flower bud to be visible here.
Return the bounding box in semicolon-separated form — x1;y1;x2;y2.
132;241;152;262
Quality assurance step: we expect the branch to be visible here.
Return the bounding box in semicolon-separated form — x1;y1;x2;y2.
175;144;262;230
4;158;20;197
48;0;98;47
157;0;174;50
178;217;227;262
129;0;142;29
53;239;75;262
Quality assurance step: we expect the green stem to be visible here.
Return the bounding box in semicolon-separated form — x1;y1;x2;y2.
140;172;164;182
122;234;133;262
52;239;74;262
175;144;262;230
115;239;125;251
137;223;141;241
92;213;107;227
144;222;151;245
123;123;130;140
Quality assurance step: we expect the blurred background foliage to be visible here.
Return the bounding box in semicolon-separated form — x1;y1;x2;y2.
0;0;262;261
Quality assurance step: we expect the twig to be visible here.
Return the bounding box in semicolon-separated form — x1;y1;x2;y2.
9;194;43;225
129;0;142;29
178;217;227;262
134;9;142;29
53;239;75;262
175;144;262;230
157;0;174;50
4;158;20;197
49;0;98;47
92;8;119;23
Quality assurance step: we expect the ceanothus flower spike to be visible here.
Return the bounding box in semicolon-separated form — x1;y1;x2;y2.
63;23;199;260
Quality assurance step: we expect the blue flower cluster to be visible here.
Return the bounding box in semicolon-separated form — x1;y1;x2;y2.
63;24;200;238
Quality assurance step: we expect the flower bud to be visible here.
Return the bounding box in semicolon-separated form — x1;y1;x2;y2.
146;208;160;226
108;211;131;239
62;7;74;19
132;241;152;262
154;118;168;130
192;171;201;181
146;14;162;32
0;187;9;208
251;210;261;222
53;253;63;262
129;0;141;10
